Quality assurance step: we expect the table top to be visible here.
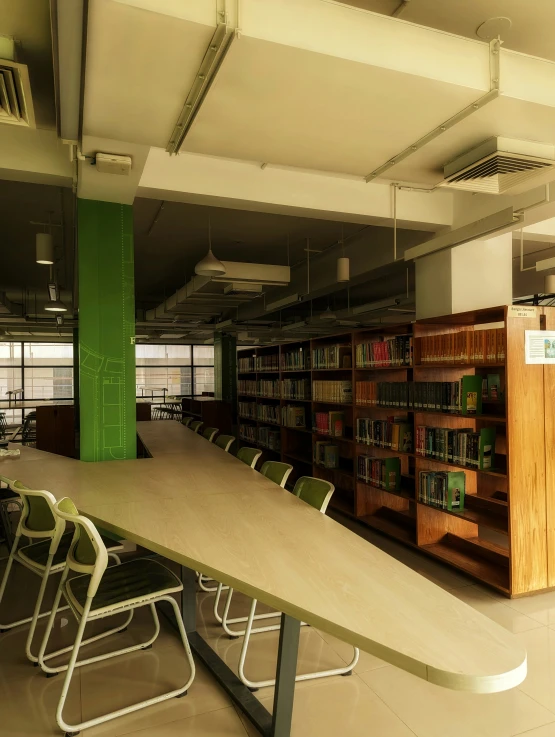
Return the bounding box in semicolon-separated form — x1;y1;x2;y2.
4;421;526;694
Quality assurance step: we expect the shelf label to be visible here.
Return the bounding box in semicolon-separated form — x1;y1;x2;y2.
525;330;555;364
509;306;538;319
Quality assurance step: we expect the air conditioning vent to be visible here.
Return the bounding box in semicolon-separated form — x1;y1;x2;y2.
0;59;35;127
440;137;555;195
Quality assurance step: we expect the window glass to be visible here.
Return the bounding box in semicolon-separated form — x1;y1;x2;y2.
136;367;192;397
24;367;73;400
0;342;22;366
0;367;21;400
194;367;214;396
23;343;73;366
193;345;214;365
136;345;191;366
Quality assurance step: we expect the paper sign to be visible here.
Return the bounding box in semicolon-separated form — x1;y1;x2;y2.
525;330;555;364
509;306;538;319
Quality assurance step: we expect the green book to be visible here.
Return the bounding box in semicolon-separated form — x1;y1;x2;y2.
382;456;401;491
460;375;483;415
479;427;496;470
444;471;465;510
487;373;501;401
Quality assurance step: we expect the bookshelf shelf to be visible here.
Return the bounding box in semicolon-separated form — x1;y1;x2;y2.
235;308;554;597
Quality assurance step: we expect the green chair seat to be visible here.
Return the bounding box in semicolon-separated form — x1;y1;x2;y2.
65;558;182;616
293;476;335;513
18;531;122;571
215;435;235;452
260;461;293;487
237;447;262;468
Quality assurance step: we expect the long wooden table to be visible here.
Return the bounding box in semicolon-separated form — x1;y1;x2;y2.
3;422;526;736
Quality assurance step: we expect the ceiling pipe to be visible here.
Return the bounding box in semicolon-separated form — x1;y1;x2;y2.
392;0;411;18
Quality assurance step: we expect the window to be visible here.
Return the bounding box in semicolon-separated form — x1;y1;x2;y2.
135;344;213;397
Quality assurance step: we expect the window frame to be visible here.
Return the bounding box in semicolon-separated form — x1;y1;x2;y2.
135;344;214;398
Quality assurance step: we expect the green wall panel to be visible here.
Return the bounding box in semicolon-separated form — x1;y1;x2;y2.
78;199;136;461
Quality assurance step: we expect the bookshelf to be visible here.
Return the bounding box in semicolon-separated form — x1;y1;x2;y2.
235;306;555;597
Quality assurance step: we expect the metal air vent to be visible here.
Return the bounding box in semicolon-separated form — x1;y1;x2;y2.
0;59;35;127
440;137;555;195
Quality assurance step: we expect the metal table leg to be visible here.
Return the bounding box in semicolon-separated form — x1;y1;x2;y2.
160;566;299;737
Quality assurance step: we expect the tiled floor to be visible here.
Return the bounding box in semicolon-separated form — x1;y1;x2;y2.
2;519;555;737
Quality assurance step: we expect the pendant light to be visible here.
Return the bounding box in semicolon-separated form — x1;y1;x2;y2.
44;282;67;312
195;218;226;277
320;301;336;321
36;233;54;264
337;226;349;283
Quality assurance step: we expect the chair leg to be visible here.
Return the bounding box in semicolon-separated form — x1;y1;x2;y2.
56;597;195;735
0;534;21;631
220;587;281;638
25;557;54;662
237;597;361;689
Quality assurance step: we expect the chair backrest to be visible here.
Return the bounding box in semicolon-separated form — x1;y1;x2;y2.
182;416;192;427
215;434;235;452
1;476;66;544
293;476;335;514
260;461;293;488
202;427;218;442
190;420;203;433
54;497;109;599
237;446;262;468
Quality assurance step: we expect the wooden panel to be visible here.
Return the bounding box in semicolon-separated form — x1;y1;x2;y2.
417;502;478;546
506;306;547;595
543;307;555;587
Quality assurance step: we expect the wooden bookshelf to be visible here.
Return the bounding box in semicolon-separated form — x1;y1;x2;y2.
235;307;555;597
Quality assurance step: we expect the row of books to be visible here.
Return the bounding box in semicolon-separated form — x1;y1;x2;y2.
355;336;412;368
258;404;280;424
415;426;496;470
237;379;281;398
314;411;345;437
418;471;465;510
357;456;401;491
238;356;255;373
282;378;311;400
312;380;352;404
355;376;485;415
356;419;413;453
418;328;505;365
281;349;309;371
255;355;279;372
314;441;339;469
239;423;281;451
238;401;256;419
282;405;306;428
312;344;352;369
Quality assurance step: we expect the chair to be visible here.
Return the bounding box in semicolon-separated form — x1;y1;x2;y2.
38;497;195;736
236;477;359;690
202;427;218;442
0;411;7;439
0;475;23;550
260;460;293;487
213;461;293;634
189;420;203;433
237;447;262;468
215;435;235;453
0;478;124;666
182;416;192;427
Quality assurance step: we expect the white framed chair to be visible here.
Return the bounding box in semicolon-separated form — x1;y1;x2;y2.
213;460;293;633
225;477;358;690
0;477;124;666
214;435;235;453
237;446;262;468
38;497;195;737
189;420;203;433
202;427;218;443
0;475;23;549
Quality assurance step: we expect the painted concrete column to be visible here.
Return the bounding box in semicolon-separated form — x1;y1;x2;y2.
415;233;513;320
214;333;237;405
77;199;136;461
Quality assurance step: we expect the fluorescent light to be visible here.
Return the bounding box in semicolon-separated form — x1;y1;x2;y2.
536;256;555;272
404;207;520;260
45;282;68;312
265;293;299;312
47;283;58;301
351;298;400;316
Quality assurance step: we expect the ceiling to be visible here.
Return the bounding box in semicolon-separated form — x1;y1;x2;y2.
338;0;555;62
0;0;56;129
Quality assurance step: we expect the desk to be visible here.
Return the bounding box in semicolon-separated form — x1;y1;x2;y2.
7;422;526;736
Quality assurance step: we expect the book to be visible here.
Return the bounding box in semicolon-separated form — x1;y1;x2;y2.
281;347;310;371
419;328;505;365
357;455;401;491
418;470;465;510
486;373;502;401
460;375;483;415
238;355;255;372
255;354;279;372
281;378;311;400
312;344;352;369
314;441;339;468
312;380;352;403
415;426;495;470
355;379;489;416
355;335;412;368
357;417;412;452
281;405;306;428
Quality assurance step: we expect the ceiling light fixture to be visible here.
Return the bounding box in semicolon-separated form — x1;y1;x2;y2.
320;305;336;321
44;282;67;312
36;233;54;264
337;227;350;283
195;218;226;277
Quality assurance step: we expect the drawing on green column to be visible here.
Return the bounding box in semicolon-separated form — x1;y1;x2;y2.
78;199;136;462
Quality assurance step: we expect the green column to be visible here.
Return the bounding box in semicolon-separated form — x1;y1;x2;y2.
77;199;136;461
214;333;236;404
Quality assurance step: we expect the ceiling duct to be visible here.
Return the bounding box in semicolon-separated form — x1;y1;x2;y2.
0;293;22;316
0;56;36;128
223;282;263;296
440;137;555;195
211;262;290;287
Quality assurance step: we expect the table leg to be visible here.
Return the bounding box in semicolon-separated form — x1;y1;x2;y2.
272;614;300;737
